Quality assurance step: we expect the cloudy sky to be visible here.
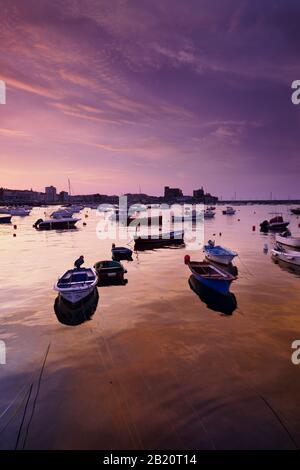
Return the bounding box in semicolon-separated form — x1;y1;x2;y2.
1;0;300;198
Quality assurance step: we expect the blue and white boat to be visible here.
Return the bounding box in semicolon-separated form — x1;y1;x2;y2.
185;255;236;295
54;267;98;304
204;240;237;265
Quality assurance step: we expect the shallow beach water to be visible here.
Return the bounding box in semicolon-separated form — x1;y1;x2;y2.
1;205;300;449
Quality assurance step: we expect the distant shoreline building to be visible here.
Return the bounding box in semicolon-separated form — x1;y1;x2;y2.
164;186;183;199
45;186;57;203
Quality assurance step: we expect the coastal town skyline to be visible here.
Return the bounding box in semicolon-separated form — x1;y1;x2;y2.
1;1;300;199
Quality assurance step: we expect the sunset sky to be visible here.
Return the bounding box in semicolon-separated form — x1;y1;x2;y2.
1;0;300;199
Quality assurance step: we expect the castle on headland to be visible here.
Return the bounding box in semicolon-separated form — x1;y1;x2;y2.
0;185;218;205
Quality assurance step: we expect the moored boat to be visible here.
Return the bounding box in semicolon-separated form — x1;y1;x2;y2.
54;267;98;304
9;207;31;216
33;217;80;230
275;230;300;249
111;245;133;260
222;206;236;215
94;260;127;283
271;245;300;267
134;230;184;249
184;255;237;295
204;208;215;219
260;215;289;232
291;208;300;215
204;240;237;265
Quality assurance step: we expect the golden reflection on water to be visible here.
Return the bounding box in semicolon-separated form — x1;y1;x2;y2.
1;205;300;449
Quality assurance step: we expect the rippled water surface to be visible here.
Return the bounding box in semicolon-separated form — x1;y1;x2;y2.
1;205;300;449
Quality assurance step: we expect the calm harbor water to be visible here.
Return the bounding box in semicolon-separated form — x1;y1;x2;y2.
1;205;300;449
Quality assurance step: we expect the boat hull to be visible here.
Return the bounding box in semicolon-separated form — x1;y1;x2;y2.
191;272;233;294
58;285;96;304
35;218;80;230
205;253;236;266
272;249;300;266
0;216;12;224
275;235;300;248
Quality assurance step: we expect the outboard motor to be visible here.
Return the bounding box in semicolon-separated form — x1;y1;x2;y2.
33;218;43;229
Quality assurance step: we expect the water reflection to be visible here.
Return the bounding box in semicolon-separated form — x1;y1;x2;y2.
188;275;237;315
272;257;300;278
54;288;99;326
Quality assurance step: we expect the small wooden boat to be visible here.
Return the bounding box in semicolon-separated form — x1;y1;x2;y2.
291;208;300;215
134;230;184;249
94;260;127;282
222;206;236;215
204;240;237;265
271;246;300;266
184;255;237;295
0;215;12;224
33;217;80;230
275;231;300;249
260;216;289;232
54;268;98;304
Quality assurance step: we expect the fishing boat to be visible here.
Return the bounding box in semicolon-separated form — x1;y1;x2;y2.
260;215;289;232
275;230;300;249
134;230;184;249
0;215;12;224
0;207;10;214
54;267;98;304
94;260;127;283
271;245;300;267
291;208;300;215
204;240;237;265
111;245;133;260
222;206;236;215
33;217;80;230
184;255;237;295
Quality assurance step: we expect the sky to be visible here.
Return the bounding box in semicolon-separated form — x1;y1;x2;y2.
1;0;300;199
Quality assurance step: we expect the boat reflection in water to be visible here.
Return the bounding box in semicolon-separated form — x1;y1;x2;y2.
189;275;237;315
54;288;99;326
272;256;300;278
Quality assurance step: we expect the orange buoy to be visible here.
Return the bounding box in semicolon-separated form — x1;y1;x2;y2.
83;222;87;226
252;225;256;231
13;233;16;237
85;214;88;218
219;232;222;236
238;218;240;222
14;224;17;229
